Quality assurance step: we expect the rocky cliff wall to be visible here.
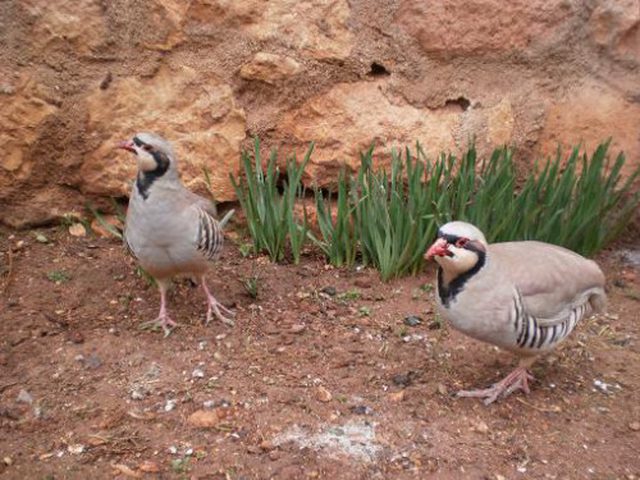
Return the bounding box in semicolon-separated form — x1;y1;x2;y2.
1;0;639;227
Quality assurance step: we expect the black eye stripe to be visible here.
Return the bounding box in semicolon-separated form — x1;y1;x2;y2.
133;136;144;147
438;232;461;244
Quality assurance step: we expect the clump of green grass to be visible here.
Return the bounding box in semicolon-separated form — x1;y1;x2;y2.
47;270;71;284
308;143;442;280
241;271;261;299
230;138;314;263
440;140;640;256
309;140;640;280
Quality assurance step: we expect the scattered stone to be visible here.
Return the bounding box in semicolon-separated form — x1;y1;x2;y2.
168;446;178;455
192;368;205;379
112;463;142;478
164;399;177;412
35;233;48;243
316;386;333;402
290;324;306;334
268;450;281;461
3;457;13;466
145;362;161;379
321;286;337;297
472;420;489;434
350;405;373;415
16;389;33;405
389;391;405;402
259;440;275;451
392;372;415;388
198;341;208;351
629;422;640;431
593;379;613;394
84;353;102;369
67;444;85;455
68;223;87;237
67;331;85;344
436;383;448;396
187;408;226;428
403;315;422;327
130;387;146;401
138;461;161;473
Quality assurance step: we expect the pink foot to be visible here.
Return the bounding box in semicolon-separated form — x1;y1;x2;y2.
202;276;235;327
457;367;534;405
140;284;178;337
140;314;178;337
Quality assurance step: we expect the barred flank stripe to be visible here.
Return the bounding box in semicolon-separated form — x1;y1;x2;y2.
197;209;223;261
513;290;591;351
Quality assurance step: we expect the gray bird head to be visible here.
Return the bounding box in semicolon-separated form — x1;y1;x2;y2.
425;221;488;274
118;132;177;175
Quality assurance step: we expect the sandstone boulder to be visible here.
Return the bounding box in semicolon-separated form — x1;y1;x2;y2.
240;52;302;84
538;80;640;172
396;0;576;56
279;81;461;185
81;65;246;201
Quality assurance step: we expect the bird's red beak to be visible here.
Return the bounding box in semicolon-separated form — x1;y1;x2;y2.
117;140;136;153
425;238;450;260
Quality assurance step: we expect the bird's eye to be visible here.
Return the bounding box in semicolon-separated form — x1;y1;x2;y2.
455;238;469;248
143;144;152;152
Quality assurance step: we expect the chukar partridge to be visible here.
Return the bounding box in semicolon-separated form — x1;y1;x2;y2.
118;132;234;336
425;221;606;404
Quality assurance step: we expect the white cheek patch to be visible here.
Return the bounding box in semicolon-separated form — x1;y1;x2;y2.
137;152;157;172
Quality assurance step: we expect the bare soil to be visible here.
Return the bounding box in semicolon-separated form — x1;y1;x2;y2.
1;226;639;479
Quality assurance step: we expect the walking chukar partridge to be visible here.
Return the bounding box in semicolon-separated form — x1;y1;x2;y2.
117;132;234;336
425;221;606;404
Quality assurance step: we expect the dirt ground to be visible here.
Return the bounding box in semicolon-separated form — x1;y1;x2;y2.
1;225;639;480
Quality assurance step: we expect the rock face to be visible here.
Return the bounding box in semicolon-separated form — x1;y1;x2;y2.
82;65;246;201
1;0;639;227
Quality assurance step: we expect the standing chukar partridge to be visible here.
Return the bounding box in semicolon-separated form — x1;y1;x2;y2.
425;221;606;404
117;132;234;336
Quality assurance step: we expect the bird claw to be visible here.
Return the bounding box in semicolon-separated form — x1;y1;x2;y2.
456;367;534;405
140;315;178;337
205;299;236;327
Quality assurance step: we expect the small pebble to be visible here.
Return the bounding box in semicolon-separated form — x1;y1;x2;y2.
16;389;33;405
321;286;337;297
350;405;373;415
403;315;422;327
67;444;85;455
392;372;413;388
290;324;306;334
164;399;177;412
316;386;333;402
192;368;205;379
131;389;145;400
168;446;178;455
629;422;640;431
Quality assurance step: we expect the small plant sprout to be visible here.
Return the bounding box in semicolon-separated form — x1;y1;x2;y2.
47;270;70;284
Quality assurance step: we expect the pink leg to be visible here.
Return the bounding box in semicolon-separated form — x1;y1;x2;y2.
201;276;235;327
457;363;535;405
140;281;178;337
